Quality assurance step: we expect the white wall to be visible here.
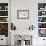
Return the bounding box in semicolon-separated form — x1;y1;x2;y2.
11;0;46;30
11;0;46;46
11;0;38;30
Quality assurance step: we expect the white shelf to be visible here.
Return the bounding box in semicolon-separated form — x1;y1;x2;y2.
0;0;8;3
38;22;46;23
38;28;46;29
0;10;8;11
0;22;8;23
38;16;46;17
0;16;8;17
38;10;46;11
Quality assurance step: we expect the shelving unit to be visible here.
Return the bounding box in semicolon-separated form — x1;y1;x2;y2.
38;3;46;37
0;3;8;37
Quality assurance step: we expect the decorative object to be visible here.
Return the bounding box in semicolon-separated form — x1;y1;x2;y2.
38;3;46;10
0;17;8;22
11;23;16;30
29;25;35;30
39;29;46;37
38;17;46;22
15;35;32;46
19;35;32;45
5;6;8;10
0;6;1;10
19;35;29;40
42;12;45;15
17;10;29;19
21;40;25;46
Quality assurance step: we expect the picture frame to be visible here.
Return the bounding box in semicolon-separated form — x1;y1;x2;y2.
17;10;29;19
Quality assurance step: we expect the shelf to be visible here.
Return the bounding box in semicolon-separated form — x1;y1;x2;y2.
0;11;8;16
38;22;46;23
0;22;8;23
0;10;8;11
38;3;46;37
38;15;46;17
38;10;46;11
38;28;46;29
0;3;8;37
0;16;8;17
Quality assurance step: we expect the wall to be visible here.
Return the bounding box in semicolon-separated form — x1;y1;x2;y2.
11;0;46;46
11;0;46;30
11;0;38;30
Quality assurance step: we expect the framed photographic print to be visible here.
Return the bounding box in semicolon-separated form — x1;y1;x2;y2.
17;10;29;19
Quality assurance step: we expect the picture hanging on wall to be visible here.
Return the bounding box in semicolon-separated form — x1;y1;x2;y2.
17;10;29;19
